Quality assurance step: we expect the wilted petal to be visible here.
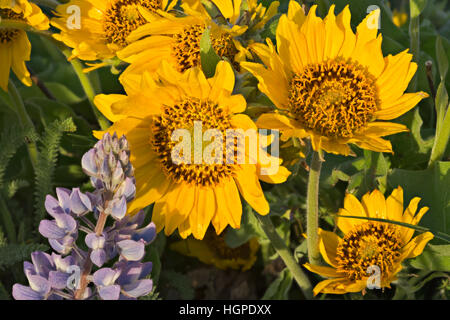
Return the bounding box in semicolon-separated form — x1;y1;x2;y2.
122;279;153;298
70;188;92;215
49;271;70;290
39;220;66;239
110;196;127;220
117;240;145;261
12;284;44;300
91;249;107;267
81;149;98;176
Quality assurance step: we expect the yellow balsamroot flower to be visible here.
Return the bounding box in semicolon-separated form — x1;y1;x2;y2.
51;0;176;62
304;187;434;295
93;61;290;240
244;0;279;31
241;2;429;156
170;228;259;271
0;0;49;91
117;0;249;79
392;9;408;27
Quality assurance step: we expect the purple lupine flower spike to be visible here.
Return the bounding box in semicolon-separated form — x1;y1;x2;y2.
14;132;156;300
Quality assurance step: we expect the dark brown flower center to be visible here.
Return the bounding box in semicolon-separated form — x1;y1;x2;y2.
288;58;378;138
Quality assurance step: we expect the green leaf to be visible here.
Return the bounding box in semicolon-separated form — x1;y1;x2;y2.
0;281;10;300
225;204;266;248
410;0;428;18
388;161;450;242
34;118;77;225
42;83;84;105
409;244;450;272
262;268;293;300
160;270;195;300
0;243;48;271
436;36;448;81
200;27;221;78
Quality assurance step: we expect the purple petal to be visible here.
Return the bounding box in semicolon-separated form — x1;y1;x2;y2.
49;237;75;255
44;195;64;217
111;164;124;187
100;157;111;182
117;261;152;285
117;240;145;261
39;220;66;239
98;285;121;300
53;214;77;233
28;275;51;296
110;196;127;220
52;253;76;272
70;188;92;215
12;284;44;300
132;222;156;244
49;271;70;290
93;268;120;287
122;279;153;298
85;233;106;250
81;149;98;176
30;252;54;277
117;177;136;202
91;249;107;268
56;188;71;214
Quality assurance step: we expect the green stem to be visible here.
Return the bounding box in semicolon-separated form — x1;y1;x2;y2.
255;213;313;299
306;150;322;265
0;194;16;243
408;0;424;91
61;49;110;131
7;82;38;169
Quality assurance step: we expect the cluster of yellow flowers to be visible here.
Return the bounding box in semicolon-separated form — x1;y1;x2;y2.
0;0;434;296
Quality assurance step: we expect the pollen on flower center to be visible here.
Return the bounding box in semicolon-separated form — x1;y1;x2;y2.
151;97;238;186
0;9;25;43
336;222;402;281
288;58;379;138
172;24;238;72
103;0;162;47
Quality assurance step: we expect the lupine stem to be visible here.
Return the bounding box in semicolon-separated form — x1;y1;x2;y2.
7;81;38;169
74;210;108;299
306;150;322;265
255;213;313;299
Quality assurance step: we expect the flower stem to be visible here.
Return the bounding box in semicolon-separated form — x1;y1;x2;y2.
61;49;110;131
7;81;38;169
74;210;108;299
306;150;323;265
255;213;313;299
